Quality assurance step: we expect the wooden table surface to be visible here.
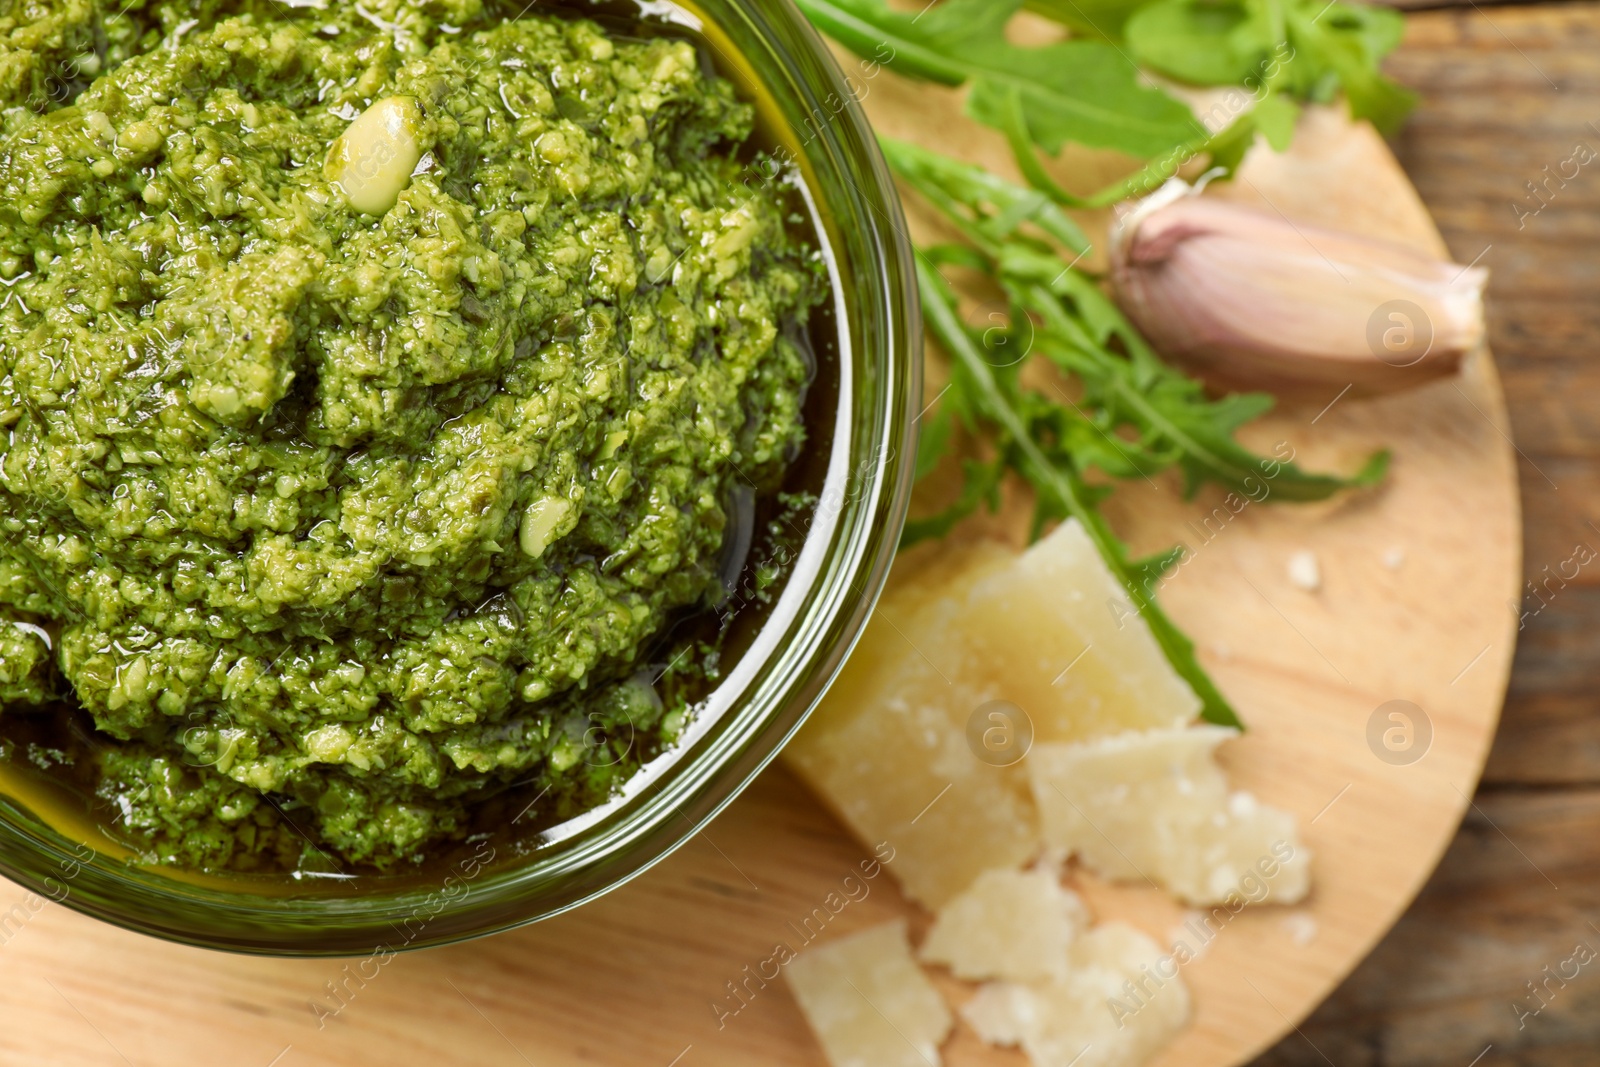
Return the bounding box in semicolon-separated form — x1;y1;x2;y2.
1250;3;1600;1065
0;7;1580;1067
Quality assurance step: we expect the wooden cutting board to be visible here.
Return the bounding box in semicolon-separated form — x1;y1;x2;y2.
0;39;1519;1067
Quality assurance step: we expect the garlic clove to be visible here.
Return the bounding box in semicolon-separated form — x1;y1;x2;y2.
1108;179;1487;396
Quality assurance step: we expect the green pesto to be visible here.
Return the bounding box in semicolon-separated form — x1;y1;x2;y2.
0;0;822;871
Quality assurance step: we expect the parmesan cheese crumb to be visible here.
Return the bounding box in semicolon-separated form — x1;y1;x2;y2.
1287;549;1321;591
961;923;1190;1067
1028;727;1310;906
921;868;1089;983
1282;912;1319;946
784;920;952;1067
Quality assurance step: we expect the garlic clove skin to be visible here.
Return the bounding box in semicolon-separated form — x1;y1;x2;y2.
1108;181;1487;397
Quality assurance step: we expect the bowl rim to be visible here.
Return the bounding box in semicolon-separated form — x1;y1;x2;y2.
0;0;921;955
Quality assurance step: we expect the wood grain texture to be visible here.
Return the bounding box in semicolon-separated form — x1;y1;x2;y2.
0;12;1534;1067
1251;5;1600;1065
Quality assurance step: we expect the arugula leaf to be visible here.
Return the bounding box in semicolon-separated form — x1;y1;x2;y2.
889;141;1388;502
793;0;1006;85
1002;267;1390;501
792;0;1201;158
1331;0;1405;60
900;455;1006;548
1251;91;1301;150
1285;2;1415;132
1024;0;1149;39
962;43;1201;158
914;402;956;482
884;144;1388;501
802;0;1413;209
1123;0;1277;84
1026;303;1389;501
804;1;1396;732
884;145;1386;515
1120;0;1415;132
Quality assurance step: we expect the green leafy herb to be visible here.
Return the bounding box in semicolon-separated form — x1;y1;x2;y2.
800;1;1398;727
899;452;1007;545
1024;0;1149;40
882;139;1385;726
1122;0;1414;132
915;261;1244;728
797;0;1412;204
885;137;1388;495
793;0;1201;159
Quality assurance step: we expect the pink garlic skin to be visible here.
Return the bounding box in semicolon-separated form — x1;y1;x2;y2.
1108;194;1487;396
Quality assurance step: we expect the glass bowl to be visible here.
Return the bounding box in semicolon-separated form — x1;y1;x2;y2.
0;0;919;954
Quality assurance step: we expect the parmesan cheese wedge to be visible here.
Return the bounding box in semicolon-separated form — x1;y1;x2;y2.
784;520;1200;906
784;920;953;1067
961;923;1190;1067
1028;726;1310;905
958;519;1202;742
920;867;1089;983
783;544;1040;907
